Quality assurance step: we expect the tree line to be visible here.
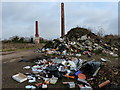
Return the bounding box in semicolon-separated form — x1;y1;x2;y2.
2;36;49;43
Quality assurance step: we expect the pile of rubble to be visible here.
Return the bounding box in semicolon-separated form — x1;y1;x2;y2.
41;27;118;57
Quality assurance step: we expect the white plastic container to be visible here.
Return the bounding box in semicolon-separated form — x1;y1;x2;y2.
12;73;27;83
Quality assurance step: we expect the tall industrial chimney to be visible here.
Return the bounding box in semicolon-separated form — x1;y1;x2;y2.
61;3;65;37
35;21;39;44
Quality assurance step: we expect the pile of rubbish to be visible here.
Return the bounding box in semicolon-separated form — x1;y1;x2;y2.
12;56;118;89
41;27;118;57
11;27;119;89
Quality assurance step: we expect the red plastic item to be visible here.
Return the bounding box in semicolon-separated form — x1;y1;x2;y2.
78;73;86;80
98;80;110;88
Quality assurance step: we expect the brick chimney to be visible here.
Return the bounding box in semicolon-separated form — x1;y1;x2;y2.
61;2;65;37
35;21;39;44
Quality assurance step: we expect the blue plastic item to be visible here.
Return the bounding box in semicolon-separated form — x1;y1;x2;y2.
75;70;82;76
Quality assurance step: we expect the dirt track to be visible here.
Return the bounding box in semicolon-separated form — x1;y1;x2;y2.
2;49;41;88
2;49;39;63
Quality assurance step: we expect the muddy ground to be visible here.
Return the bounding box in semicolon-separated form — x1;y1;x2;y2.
1;49;120;90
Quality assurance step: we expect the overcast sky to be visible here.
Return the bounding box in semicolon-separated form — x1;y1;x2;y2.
2;2;118;40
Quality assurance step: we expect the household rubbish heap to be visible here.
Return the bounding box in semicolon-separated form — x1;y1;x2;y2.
13;57;109;89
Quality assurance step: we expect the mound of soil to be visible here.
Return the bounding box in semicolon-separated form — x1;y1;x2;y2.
65;27;100;42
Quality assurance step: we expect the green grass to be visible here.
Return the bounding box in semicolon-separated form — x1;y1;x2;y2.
1;47;38;52
1;43;45;52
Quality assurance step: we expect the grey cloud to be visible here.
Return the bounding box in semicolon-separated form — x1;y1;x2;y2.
2;2;118;40
65;2;118;35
